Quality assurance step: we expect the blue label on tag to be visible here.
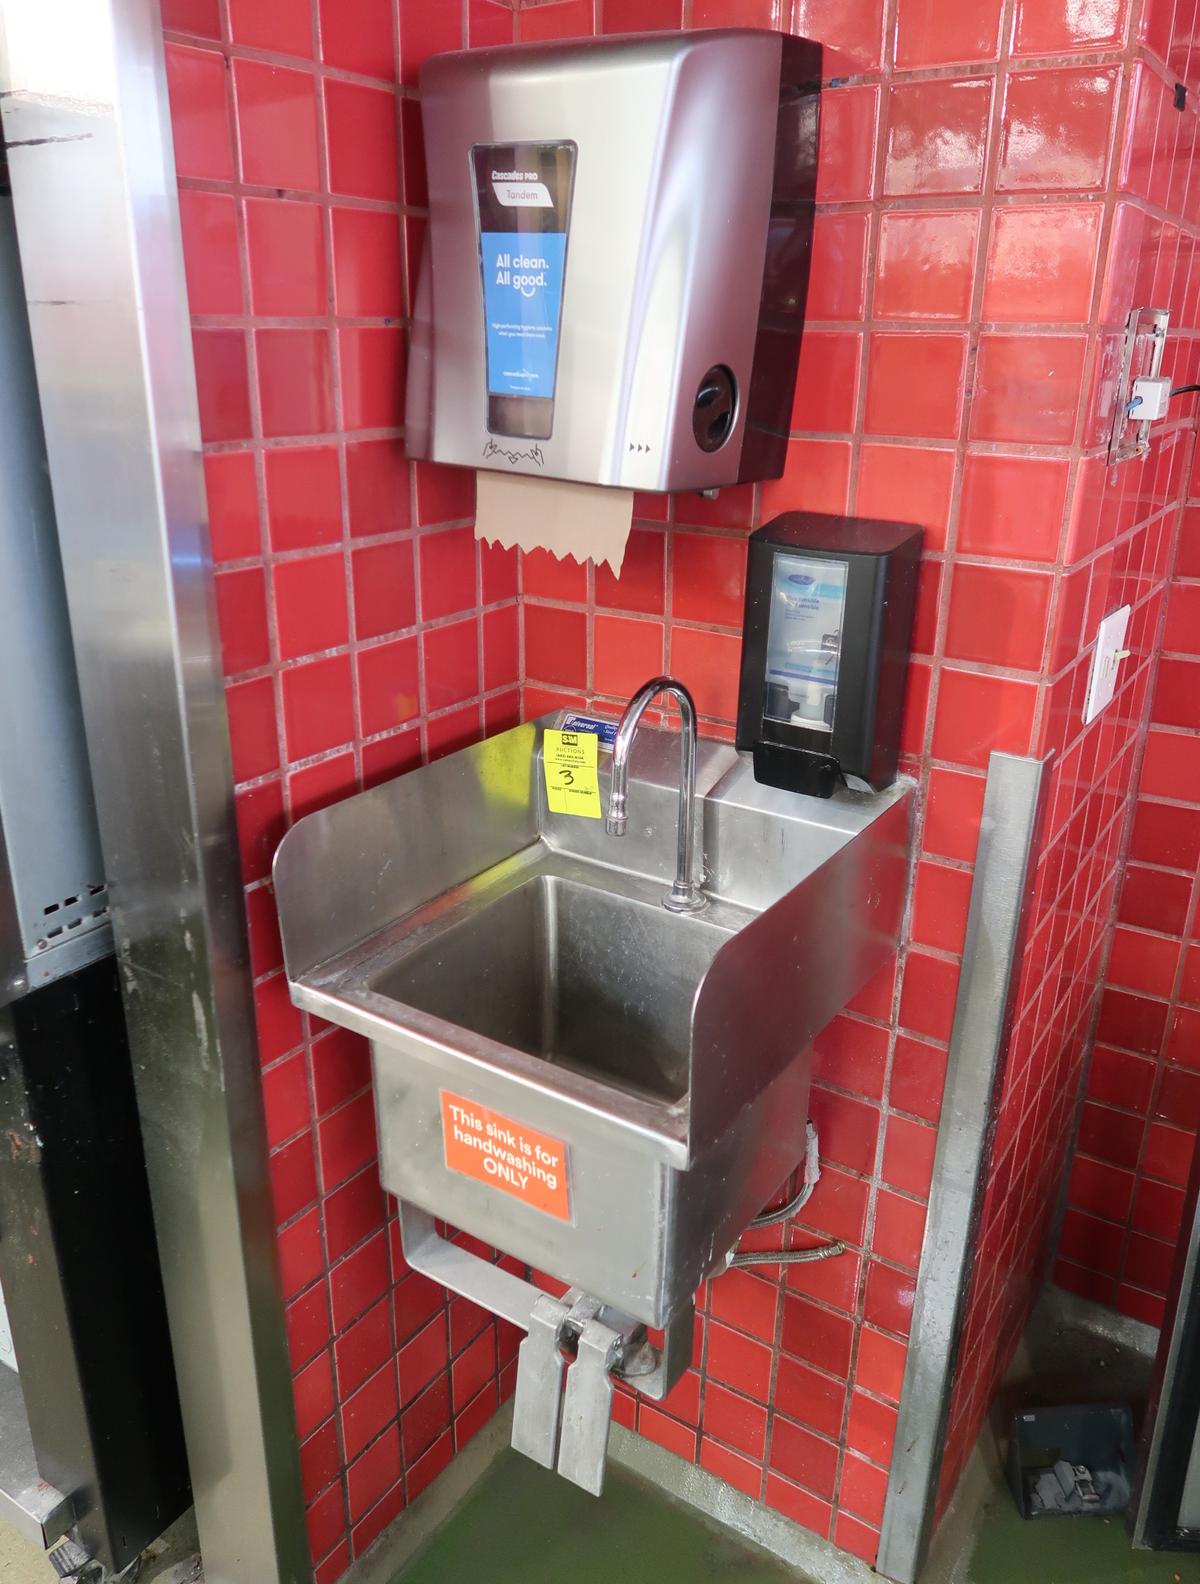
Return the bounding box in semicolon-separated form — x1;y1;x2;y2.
481;231;567;399
560;713;618;747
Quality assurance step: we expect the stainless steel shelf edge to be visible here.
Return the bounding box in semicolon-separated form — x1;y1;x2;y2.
876;751;1049;1584
0;4;309;1581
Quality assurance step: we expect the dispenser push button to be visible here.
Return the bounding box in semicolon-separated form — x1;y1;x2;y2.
440;1091;571;1221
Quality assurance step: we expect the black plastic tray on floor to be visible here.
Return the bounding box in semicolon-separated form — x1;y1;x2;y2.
1007;1403;1134;1519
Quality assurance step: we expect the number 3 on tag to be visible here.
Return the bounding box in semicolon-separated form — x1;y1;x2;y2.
543;728;602;819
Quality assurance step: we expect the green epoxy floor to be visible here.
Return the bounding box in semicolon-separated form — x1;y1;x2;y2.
392;1448;1200;1584
968;1490;1200;1584
391;1452;799;1583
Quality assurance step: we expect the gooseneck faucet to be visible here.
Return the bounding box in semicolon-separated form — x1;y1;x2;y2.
605;676;706;914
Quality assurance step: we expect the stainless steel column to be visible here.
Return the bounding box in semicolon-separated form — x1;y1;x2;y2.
0;3;310;1580
876;752;1048;1584
1131;1144;1200;1549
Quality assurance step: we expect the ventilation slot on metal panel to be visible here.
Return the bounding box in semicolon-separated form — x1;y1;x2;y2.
34;884;110;952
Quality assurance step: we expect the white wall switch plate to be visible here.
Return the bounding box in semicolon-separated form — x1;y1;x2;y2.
1083;604;1132;724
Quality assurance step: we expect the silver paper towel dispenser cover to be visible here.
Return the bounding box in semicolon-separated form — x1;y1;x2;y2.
405;29;821;493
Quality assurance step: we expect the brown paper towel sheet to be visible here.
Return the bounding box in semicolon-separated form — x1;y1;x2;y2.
474;469;634;576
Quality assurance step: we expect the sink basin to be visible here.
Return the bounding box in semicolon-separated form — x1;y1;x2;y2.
368;867;743;1105
274;716;911;1330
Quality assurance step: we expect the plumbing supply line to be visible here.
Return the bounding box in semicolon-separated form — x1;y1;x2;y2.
735;1122;846;1266
748;1121;820;1228
730;1241;847;1268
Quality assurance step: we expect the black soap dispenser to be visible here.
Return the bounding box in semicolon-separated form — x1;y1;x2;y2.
735;512;922;798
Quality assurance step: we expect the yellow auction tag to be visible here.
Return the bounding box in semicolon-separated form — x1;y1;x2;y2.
543;728;602;819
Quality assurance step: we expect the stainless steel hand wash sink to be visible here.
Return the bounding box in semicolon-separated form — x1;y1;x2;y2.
372;866;730;1104
274;715;911;1489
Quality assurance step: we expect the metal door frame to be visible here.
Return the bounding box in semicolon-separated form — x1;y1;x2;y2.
0;2;310;1579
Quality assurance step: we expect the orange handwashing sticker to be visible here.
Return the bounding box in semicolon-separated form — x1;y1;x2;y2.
440;1092;571;1222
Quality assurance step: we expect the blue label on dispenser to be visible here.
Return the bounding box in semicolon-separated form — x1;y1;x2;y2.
480;231;567;399
560;713;618;747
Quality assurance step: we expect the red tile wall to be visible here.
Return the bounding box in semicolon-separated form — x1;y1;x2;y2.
1053;488;1200;1329
935;0;1200;1516
1050;27;1200;1309
162;0;1200;1575
164;4;524;1577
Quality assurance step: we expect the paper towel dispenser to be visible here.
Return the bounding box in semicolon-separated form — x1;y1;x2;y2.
406;30;820;494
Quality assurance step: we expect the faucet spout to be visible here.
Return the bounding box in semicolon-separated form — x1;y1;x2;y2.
606;676;706;913
604;801;627;838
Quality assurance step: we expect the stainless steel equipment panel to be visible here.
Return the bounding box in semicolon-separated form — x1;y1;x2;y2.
0;1366;73;1552
0;198;110;1004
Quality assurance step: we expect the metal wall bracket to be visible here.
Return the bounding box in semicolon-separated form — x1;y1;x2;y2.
398;1201;693;1494
1109;306;1170;466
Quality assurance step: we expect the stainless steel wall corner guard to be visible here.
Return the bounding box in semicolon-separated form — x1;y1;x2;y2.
1132;1137;1200;1543
877;751;1049;1584
0;3;310;1580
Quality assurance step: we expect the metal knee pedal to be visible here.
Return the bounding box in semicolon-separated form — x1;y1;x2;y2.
510;1294;569;1470
509;1290;640;1496
395;1204;694;1498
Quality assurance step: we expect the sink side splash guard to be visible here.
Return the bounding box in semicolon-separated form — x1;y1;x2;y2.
689;789;910;1160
